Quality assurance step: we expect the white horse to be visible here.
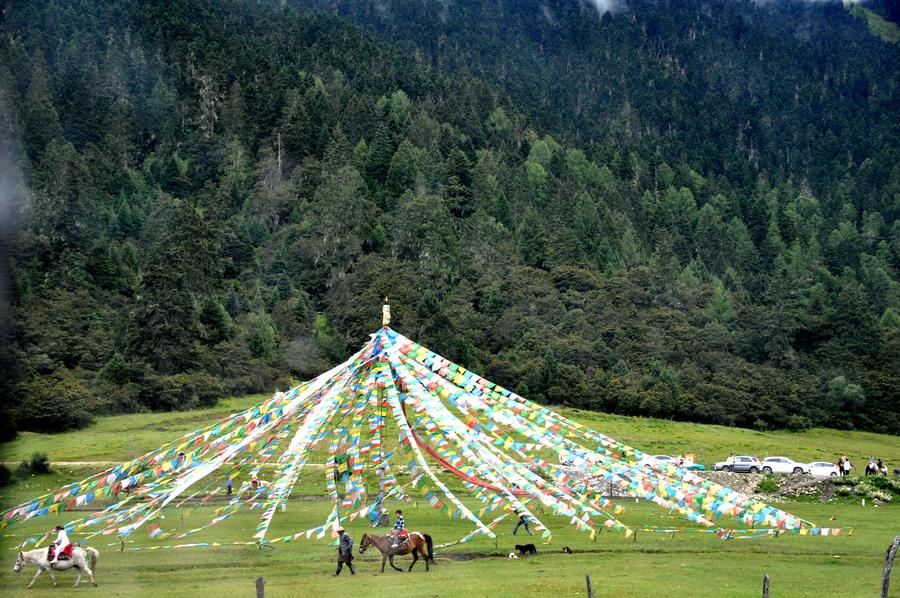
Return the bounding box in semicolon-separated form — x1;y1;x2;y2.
14;546;99;588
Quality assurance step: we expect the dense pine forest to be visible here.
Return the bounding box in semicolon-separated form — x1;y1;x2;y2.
0;0;898;438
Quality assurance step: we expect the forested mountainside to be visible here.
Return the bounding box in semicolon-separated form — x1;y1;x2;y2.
297;0;900;198
0;0;898;438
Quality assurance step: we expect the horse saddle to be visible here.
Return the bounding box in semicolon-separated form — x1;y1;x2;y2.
391;530;409;551
48;544;73;561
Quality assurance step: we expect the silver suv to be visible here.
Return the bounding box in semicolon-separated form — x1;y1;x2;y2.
713;456;762;473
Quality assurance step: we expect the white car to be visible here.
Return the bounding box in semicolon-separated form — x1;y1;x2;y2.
808;461;840;477
761;457;810;475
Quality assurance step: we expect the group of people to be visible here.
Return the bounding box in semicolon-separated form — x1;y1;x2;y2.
837;456;853;476
865;456;889;476
333;509;408;576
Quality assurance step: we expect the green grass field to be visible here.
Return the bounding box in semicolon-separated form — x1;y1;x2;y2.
1;396;899;597
2;494;897;597
3;396;898;468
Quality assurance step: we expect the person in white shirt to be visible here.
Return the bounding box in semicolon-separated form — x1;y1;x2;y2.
50;525;69;566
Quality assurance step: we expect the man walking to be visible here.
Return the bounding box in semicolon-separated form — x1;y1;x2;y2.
512;509;533;536
333;526;355;576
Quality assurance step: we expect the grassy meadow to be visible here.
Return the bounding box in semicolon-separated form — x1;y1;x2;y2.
3;395;898;468
1;395;899;597
1;494;897;597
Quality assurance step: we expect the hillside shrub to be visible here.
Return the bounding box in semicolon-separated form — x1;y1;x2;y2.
16;452;51;477
831;476;899;501
786;415;813;432
17;371;94;432
139;371;224;411
755;476;778;493
868;476;900;492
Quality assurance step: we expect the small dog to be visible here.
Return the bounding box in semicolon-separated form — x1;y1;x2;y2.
562;546;573;554
515;543;537;556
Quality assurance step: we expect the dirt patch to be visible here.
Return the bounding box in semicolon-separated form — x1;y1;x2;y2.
442;552;495;561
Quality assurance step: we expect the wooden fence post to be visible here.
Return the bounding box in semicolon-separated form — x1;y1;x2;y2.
585;574;593;598
255;576;265;598
883;535;900;598
762;573;769;598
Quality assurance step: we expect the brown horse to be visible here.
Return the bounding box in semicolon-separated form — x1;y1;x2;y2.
359;532;434;573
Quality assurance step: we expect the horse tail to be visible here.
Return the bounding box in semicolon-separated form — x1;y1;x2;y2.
86;546;99;571
424;533;434;564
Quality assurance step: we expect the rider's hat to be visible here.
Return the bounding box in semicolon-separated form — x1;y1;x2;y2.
335;526;346;533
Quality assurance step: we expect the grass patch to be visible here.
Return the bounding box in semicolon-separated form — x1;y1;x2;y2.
1;492;897;597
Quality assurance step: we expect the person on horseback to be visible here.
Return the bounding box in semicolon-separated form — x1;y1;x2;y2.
333;527;355;576
390;509;407;549
49;525;72;568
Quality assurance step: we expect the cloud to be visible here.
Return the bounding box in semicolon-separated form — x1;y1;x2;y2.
0;83;26;238
541;3;559;25
0;81;28;339
584;0;624;14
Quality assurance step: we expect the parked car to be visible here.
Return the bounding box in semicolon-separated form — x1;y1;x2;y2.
808;461;840;477
762;457;811;475
639;455;705;471
713;456;762;473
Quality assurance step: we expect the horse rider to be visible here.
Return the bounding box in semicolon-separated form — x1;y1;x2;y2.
333;526;355;576
49;525;72;568
390;509;406;549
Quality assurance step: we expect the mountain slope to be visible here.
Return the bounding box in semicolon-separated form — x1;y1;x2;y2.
295;0;900;206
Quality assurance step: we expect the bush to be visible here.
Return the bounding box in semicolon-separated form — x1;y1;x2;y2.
831;476;857;487
755;475;778;493
867;476;900;496
16;452;51;477
785;415;813;432
17;370;94;432
139;371;224;410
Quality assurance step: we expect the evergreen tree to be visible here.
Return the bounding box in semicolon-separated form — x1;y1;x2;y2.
517;206;549;269
22;58;63;159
